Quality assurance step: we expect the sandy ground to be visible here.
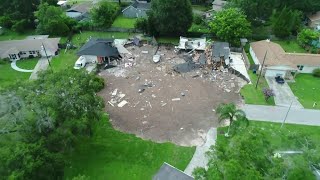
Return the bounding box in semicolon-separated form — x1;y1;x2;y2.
98;44;244;146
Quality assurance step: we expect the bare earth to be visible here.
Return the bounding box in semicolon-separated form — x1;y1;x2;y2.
98;44;243;146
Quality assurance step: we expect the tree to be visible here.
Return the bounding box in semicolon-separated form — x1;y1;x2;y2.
270;7;302;38
297;29;320;47
91;1;120;28
35;3;74;36
147;0;193;36
262;88;275;102
216;103;248;136
209;8;251;46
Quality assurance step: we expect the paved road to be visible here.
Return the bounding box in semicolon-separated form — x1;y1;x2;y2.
184;128;217;176
11;60;34;72
265;77;303;109
243;104;320;126
29;57;52;80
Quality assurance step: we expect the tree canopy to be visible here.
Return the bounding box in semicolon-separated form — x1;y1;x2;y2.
0;69;105;179
148;0;193;36
90;1;120;28
209;8;251;46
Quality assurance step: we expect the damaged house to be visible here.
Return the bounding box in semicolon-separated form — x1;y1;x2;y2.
77;38;120;64
212;42;230;67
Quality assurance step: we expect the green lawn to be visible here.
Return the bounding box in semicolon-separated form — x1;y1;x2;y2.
51;50;78;71
289;74;320;109
0;30;35;41
192;5;211;12
112;15;137;29
218;120;320;154
244;44;255;65
156;37;180;45
273;40;307;53
65;115;195;180
188;23;210;34
240;71;275;105
0;59;38;88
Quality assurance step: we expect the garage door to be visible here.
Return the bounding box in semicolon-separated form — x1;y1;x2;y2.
265;69;286;77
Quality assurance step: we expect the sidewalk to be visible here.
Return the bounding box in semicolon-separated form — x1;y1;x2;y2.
243;104;320;126
29;57;52;80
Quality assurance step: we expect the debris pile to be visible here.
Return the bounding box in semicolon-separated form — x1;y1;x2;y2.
108;88;128;107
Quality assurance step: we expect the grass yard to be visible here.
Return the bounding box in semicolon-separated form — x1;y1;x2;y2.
273;40;307;53
0;59;38;88
64;115;195;180
240;71;275;105
188;23;210;34
156;37;180;45
218;120;320;152
112;15;137;29
288;74;320;109
192;5;211;12
51;50;78;71
0;30;35;41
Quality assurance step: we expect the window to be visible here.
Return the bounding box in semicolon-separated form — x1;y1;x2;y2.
29;51;33;54
297;65;304;71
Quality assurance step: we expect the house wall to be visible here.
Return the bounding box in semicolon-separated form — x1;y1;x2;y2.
298;65;320;73
249;46;261;69
309;19;320;28
264;69;286;78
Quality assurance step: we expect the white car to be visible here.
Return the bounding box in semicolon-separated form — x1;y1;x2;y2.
74;56;87;69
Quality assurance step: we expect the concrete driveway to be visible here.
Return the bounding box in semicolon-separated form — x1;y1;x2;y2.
265;77;303;109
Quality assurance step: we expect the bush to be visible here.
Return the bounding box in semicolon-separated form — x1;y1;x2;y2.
313;68;320;77
134;18;148;33
193;14;203;25
91;76;105;92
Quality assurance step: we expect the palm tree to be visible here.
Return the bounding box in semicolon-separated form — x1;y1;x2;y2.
216;103;249;137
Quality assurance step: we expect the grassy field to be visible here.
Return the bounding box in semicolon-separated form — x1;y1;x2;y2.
0;59;38;88
219;120;320;150
0;30;35;41
51;50;78;71
240;71;275;105
112;15;137;29
289;74;320;109
188;23;210;34
273;40;307;53
156;37;180;45
65;115;195;180
192;5;211;12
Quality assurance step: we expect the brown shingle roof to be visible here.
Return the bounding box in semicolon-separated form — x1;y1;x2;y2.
67;2;92;13
307;11;320;22
250;40;320;68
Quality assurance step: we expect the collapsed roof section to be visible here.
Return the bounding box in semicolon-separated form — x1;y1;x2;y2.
77;38;120;57
176;36;207;51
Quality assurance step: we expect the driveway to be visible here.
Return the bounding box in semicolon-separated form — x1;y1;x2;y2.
29;57;52;80
265;77;303;109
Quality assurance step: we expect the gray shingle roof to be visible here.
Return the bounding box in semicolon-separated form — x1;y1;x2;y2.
212;42;230;62
77;38;119;57
132;0;151;10
153;162;194;180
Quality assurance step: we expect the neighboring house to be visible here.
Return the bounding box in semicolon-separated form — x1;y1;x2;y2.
250;40;320;78
212;0;227;12
57;0;67;7
212;42;230;64
153;162;194;180
77;38;120;64
66;2;93;20
0;38;60;61
122;0;151;18
307;11;320;29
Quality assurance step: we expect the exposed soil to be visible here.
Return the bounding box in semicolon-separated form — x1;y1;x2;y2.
98;44;244;146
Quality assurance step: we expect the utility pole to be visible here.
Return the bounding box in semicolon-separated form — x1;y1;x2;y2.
41;42;53;72
255;50;267;89
281;100;293;128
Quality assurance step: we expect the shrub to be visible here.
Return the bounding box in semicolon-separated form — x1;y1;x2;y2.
193;14;203;25
134;18;148;33
313;68;320;77
262;88;275;101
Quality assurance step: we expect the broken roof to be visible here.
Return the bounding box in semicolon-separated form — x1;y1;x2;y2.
67;2;93;13
0;38;60;59
77;38;120;57
176;36;206;51
307;11;320;22
153;162;194;180
250;40;320;68
132;0;151;10
212;42;230;62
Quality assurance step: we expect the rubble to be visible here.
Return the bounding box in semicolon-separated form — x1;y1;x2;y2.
172;98;181;101
118;100;128;107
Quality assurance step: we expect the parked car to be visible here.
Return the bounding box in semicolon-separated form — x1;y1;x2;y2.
275;75;285;84
74;56;87;69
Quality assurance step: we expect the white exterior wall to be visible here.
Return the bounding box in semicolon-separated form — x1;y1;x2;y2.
298;65;320;73
249;46;261;69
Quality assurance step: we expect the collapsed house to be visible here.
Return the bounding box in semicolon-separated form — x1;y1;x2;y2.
212;42;230;67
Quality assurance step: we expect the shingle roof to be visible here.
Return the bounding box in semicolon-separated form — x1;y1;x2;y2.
153;163;194;180
77;38;119;57
0;38;60;59
212;42;230;62
250;40;320;68
132;0;151;10
307;11;320;22
67;2;93;13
